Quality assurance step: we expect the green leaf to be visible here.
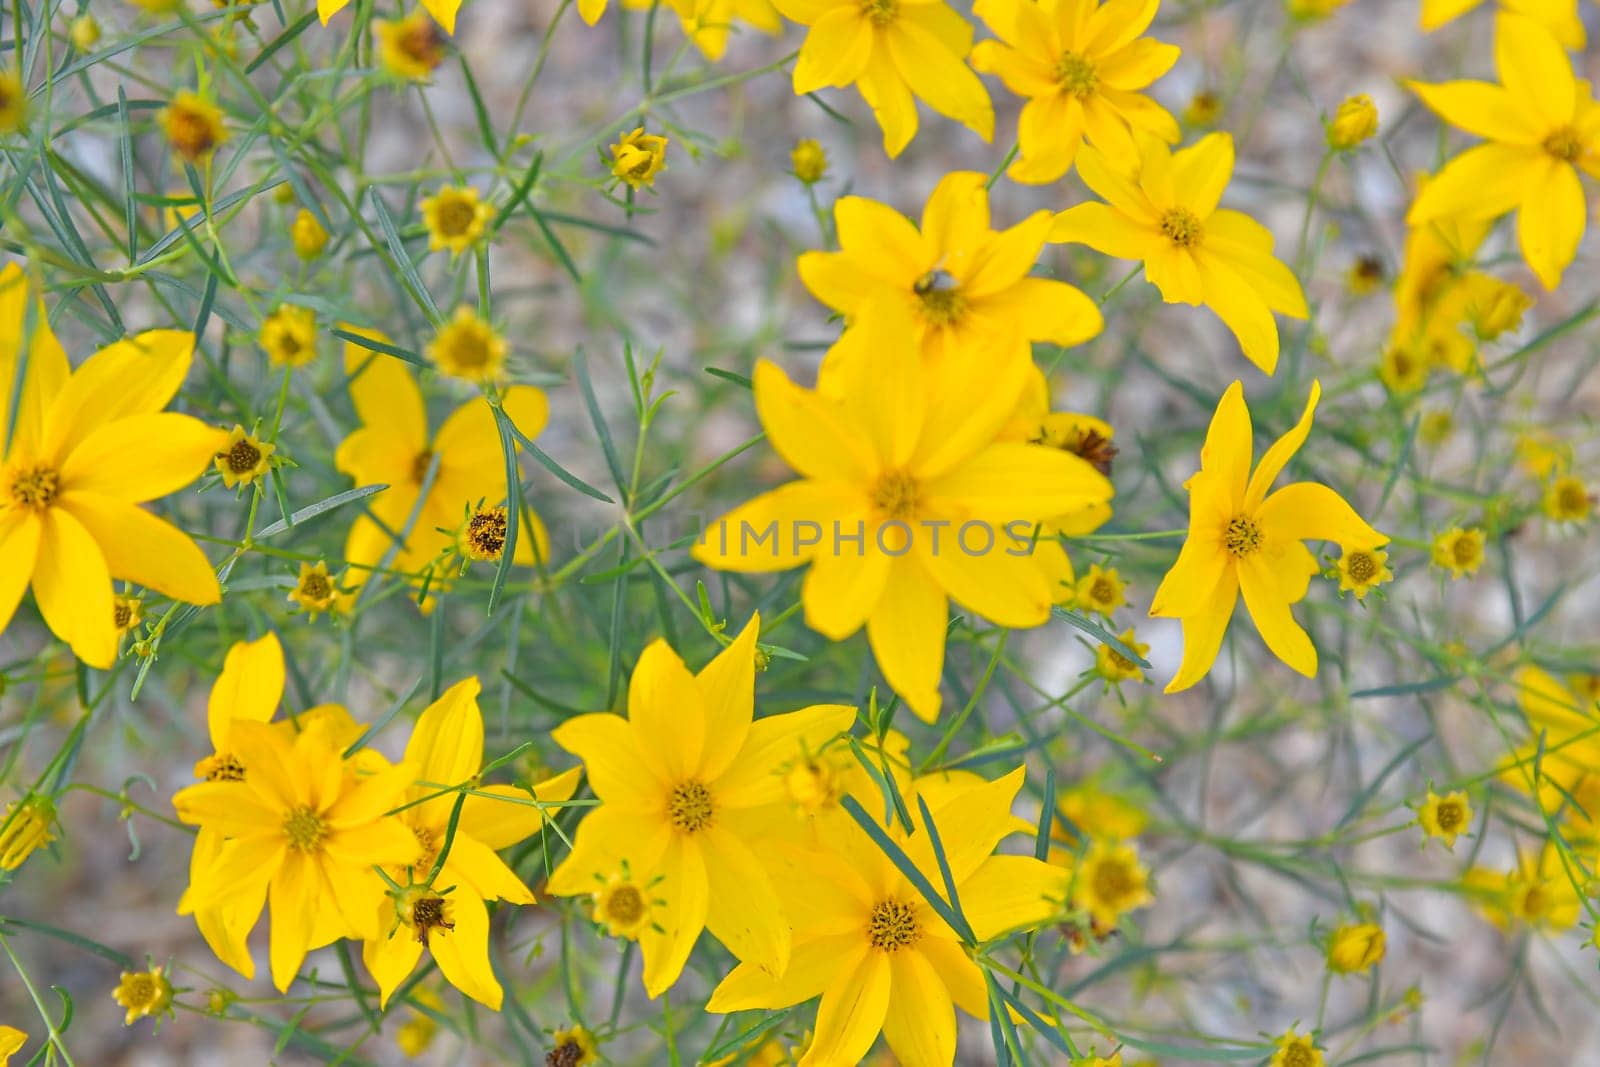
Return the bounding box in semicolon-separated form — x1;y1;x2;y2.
369;187;441;322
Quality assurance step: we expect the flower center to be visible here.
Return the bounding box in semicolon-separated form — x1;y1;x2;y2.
1520;885;1547;917
1106;646;1136;672
401;20;446;67
113;600;135;631
1283;1046;1314;1067
445;332;490;369
1543;126;1581;162
436;199;476;236
413;825;439;870
124;976;156;1005
870;468;920;520
785;759;839;813
299;571;332;601
169;110;218;157
1557;482;1587;514
282;805;328;852
859;0;898;25
1092;857;1136;903
409;894;455;947
1090;578;1115;604
548;1041;585;1067
203;752;247;782
867;898;921;951
8;464;59;510
1073;428;1118;475
411;449;435;485
1223;515;1262;557
1160;208;1204;249
1434;800;1462;832
463;506;508;561
1452;536;1477;567
603;884;645;925
912;269;965;327
667;780;715;833
225;438;262;474
1054;51;1098;98
1345;551;1375;582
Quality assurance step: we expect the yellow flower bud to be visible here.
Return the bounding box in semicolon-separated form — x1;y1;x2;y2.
1328;94;1378;150
790;138;827;184
1326;921;1385;974
69;14;101;50
291;208;329;260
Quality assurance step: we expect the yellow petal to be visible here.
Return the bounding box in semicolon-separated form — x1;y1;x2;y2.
1406;78;1540;144
695;613;759;781
0;511;41;639
407;676;485;788
42;330;195;461
866;557;947;722
1406;142;1538;224
1257;482;1386;550
794;7;874;93
552;712;669;809
926;442;1111;520
917;934;988;1018
1420;0;1480;30
714;702;857;809
708;933;860;1012
800;952;892;1067
429;888;504;1008
833;305;923;469
445;837;534;905
1098;37;1180;91
0;266;69;459
1197;252;1282;375
1162;568;1238;694
419;0;461;32
919;171;989;258
343;334;427;450
640;839;711;998
33;506;115;668
881;947;957;1066
1083;0;1157;52
1143;244;1204;305
317;0;351;19
208;634;285;751
546;804;671;896
59;413;224;502
803;547;892;640
628;638;708;780
858;51;920;159
701;828;791;975
912;338;1031;479
1073;143;1159;224
57;492;219;606
958;853;1068;939
1516;157;1585;289
1243;380;1321;510
1495;12;1575;128
362;913;424;1009
1172;131;1233;217
754;359;878;481
918;541;1052;629
457;768;582;851
969;276;1104;348
694;480;865;573
1048;202;1153;259
1239;554;1317;677
267;852;318;992
1148;523;1227;619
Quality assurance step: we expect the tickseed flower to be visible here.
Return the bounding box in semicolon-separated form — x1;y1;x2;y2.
548;615;856;997
374;10;449;80
456;503;513;563
1056;782;1147;844
0;268;225;668
113;594;143;637
259;304;317;367
1270;1030;1325;1067
1075;564;1127;616
610;127;669;190
1326;921;1385;974
1071;840;1152;928
1327;94;1378;149
1001;366;1117;545
1335;546;1392;600
575;0;781;60
290;208;328;260
549;1026;600;1067
1542;473;1592;523
1465;844;1584;930
0;796;56;870
0;70;25;133
1150;381;1386;692
1051;133;1309;375
1462;274;1531;340
1507;667;1600;835
287;561;343;618
214;425;274;489
776;0;993;159
69;14;101;50
692;308;1112;721
1419;409;1454;445
159;91;227;164
800;172;1102;364
113;966;173;1027
323;0;463;33
708;767;1067;1066
1430;525;1485;579
0;1027;22;1063
1419;0;1585;50
335;330;549;599
394;988;443;1056
1514;429;1571;479
421;185;493;258
591;867;661;941
969;0;1179;184
427;306;506;384
1405;15;1600;289
1094;629;1148;686
1418;789;1472;848
1183;89;1222;127
791;138;827;184
364;678;580;1009
1344;254;1385;295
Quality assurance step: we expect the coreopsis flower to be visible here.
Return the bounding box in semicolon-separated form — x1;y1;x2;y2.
112;966;173;1027
421;185;493;258
259;304;316;367
791;138;828;183
997;366;1116;544
456;504;509;562
1405;14;1600;289
1070;840;1152;928
159;91;227;163
213;425;274;488
1514;429;1571;478
776;0;993;159
0;269;225;668
1334;545;1391;600
576;0;781;61
1075;563;1126;615
1461;274;1531;339
335;332;549;598
707;767;1066;1067
428;306;506;384
970;0;1179;183
1542;473;1592;523
549;616;855;996
1151;381;1385;691
1507;666;1600;835
1418;789;1472;848
1056;782;1147;844
374;11;448;80
1344;254;1384;295
1377;341;1430;395
799;172;1101;365
1464;844;1583;930
1327;94;1378;149
1419;0;1584;50
1430;525;1484;579
323;0;462;33
0;70;24;133
1183;89;1222;127
1270;1031;1325;1067
69;14;101;50
0;796;56;870
290;208;329;260
0;1027;22;1064
113;594;143;637
1419;408;1454;445
1325;921;1385;974
1051;133;1308;374
589;866;661;940
363;677;580;1009
691;309;1112;721
287;560;344;618
174;716;418;991
610;128;668;190
548;1026;600;1067
1093;629;1147;686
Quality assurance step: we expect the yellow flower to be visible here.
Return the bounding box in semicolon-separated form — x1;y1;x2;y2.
1344;254;1385;295
1468;843;1585;930
791;138;828;183
1182;89;1222;127
421;185;493;258
214;425;274;489
1419;408;1454;445
1377;341;1429;395
1327;94;1378;149
708;766;1066;1066
576;0;780;59
549;1026;600;1067
1406;15;1599;289
112;966;173;1026
1075;563;1126;615
113;594;143;636
1051;133;1309;375
1326;921;1385;974
691;309;1112;721
1072;841;1152;928
323;0;463;34
1056;782;1147;844
290;208;329;260
1418;789;1472;848
1075;1053;1122;1067
0;267;225;668
1269;1030;1325;1067
363;678;579;1009
159;91;227;164
969;0;1179;183
394;988;443;1056
259;304;317;367
591;867;660;940
1514;429;1571;478
1419;0;1584;50
1461;274;1531;339
1542;473;1592;523
427;306;506;384
69;15;101;50
1150;381;1386;692
800;172;1101;364
1094;628;1147;686
1507;666;1600;836
287;561;344;618
0;70;25;133
776;0;992;159
1335;545;1392;600
1430;525;1484;579
374;10;449;80
0;1027;23;1064
548;616;856;997
0;796;56;870
610;127;669;189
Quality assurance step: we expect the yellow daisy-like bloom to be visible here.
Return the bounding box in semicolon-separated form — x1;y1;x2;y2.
1430;525;1485;579
970;0;1179;184
1326;94;1378;150
364;677;580;1009
1542;473;1592;523
1335;545;1392;600
1461;274;1531;340
549;1026;600;1067
323;0;463;33
112;967;173;1026
1466;843;1584;930
1507;666;1600;837
113;593;143;636
1419;0;1584;50
548;615;857;997
456;504;511;563
791;138;828;183
610;127;669;190
1269;1030;1326;1067
0;268;225;668
260;304;317;367
709;767;1066;1067
290;208;329;260
374;10;449;80
1344;254;1384;295
1075;563;1126;615
1051;133;1309;375
287;561;344;618
1326;921;1385;974
1514;429;1571;479
591;869;660;941
1055;782;1147;845
213;425;274;489
1377;341;1429;395
421;185;493;258
777;0;993;159
159;91;227;164
1182;89;1222;127
1094;628;1147;686
427;306;506;384
0;1027;23;1064
1072;840;1152;928
692;308;1112;721
1418;789;1472;848
799;172;1102;365
0;796;56;871
0;70;25;133
1150;381;1386;692
1405;14;1600;290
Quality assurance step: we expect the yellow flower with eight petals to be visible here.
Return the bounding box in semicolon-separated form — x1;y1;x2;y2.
421;185;493;258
